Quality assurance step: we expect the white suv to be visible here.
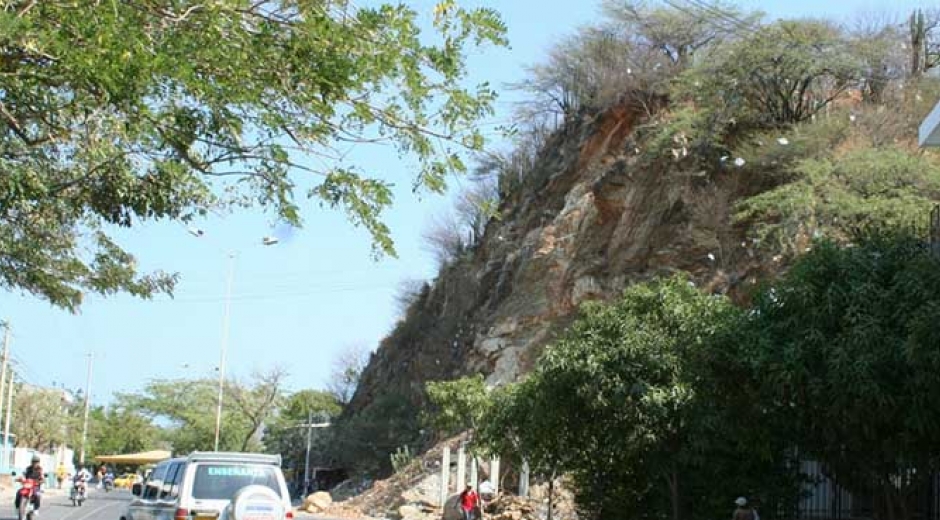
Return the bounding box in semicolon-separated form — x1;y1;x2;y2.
122;452;293;520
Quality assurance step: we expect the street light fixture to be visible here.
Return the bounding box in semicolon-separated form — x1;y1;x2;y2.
187;227;205;238
189;229;280;451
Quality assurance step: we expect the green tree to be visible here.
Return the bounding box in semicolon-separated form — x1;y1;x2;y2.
120;371;283;454
0;0;507;311
743;231;940;520
737;147;940;256
476;379;574;520
226;368;287;451
478;277;794;520
79;406;163;462
683;20;857;129
12;383;70;451
424;374;488;436
537;277;747;520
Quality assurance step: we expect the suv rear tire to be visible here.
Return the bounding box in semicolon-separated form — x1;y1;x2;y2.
230;485;286;520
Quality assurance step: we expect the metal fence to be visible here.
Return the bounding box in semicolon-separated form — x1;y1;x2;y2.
795;462;940;520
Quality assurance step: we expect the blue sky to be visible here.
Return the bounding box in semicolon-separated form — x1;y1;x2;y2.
0;0;929;405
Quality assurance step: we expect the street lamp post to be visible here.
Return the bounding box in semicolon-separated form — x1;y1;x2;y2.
188;228;280;452
213;252;236;452
79;353;94;466
304;412;312;495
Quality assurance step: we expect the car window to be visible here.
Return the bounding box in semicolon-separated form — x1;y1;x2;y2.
161;462;185;500
144;463;169;500
191;464;281;500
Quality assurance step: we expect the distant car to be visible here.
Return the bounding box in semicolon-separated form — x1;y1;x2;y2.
122;452;291;520
113;474;139;489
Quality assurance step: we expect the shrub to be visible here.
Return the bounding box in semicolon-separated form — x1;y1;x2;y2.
736;147;940;255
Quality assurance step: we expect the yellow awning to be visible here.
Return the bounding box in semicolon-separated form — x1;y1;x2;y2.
94;450;172;465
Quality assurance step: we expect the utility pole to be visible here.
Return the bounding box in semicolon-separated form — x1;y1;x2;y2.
303;411;313;497
3;366;13;471
79;353;94;466
0;322;10;446
214;252;236;452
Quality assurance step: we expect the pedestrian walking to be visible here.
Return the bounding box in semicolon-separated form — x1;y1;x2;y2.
733;497;756;520
457;484;480;520
55;462;67;489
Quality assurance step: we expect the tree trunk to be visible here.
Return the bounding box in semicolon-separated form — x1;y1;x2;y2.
665;465;681;520
547;471;555;520
911;11;926;78
883;482;898;520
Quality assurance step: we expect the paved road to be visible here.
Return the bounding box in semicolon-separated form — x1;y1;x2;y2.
0;488;129;520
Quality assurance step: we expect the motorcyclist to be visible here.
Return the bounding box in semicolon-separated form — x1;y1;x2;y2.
73;467;91;489
14;455;43;513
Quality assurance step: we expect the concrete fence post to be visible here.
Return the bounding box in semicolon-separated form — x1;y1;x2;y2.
456;445;467;492
470;457;479;491
440;446;451;508
519;459;530;497
490;457;500;497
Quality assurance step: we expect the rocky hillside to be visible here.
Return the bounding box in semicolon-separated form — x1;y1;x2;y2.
349;99;777;414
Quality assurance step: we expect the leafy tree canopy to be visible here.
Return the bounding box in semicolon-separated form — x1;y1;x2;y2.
740;231;940;520
424;373;488;436
0;0;507;311
119;369;284;453
12;384;71;451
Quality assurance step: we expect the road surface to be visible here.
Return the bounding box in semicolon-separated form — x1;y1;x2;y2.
0;488;357;520
0;488;128;520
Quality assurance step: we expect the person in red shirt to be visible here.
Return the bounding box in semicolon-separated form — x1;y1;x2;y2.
458;485;480;520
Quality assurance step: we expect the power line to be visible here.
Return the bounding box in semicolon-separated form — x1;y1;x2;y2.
660;0;760;37
9;356;38;386
162;282;400;304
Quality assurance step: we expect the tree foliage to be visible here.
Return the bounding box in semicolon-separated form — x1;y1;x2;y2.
12;384;70;451
514;277;760;520
0;0;507;311
475;230;940;520
424;374;488;436
682;19;857;130
740;231;940;520
516;1;749;119
75;404;163;462
120;368;285;453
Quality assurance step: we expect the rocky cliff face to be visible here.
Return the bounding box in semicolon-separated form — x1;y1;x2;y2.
349;101;775;414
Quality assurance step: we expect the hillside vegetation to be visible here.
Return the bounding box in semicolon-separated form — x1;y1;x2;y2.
344;0;940;501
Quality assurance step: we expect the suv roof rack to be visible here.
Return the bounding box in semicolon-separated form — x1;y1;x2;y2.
186;452;282;466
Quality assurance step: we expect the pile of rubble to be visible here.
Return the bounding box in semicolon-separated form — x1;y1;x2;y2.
299;491;369;519
483;495;539;520
303;434;579;520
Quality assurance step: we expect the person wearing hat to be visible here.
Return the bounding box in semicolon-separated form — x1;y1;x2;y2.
15;454;45;513
733;497;756;520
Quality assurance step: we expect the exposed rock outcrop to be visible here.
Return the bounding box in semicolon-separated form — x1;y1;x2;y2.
349;100;773;427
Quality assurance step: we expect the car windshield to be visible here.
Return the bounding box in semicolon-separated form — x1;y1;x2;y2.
191;464;280;500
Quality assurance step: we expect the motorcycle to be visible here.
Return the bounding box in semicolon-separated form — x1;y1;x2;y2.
103;475;114;492
71;480;87;507
15;478;38;520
